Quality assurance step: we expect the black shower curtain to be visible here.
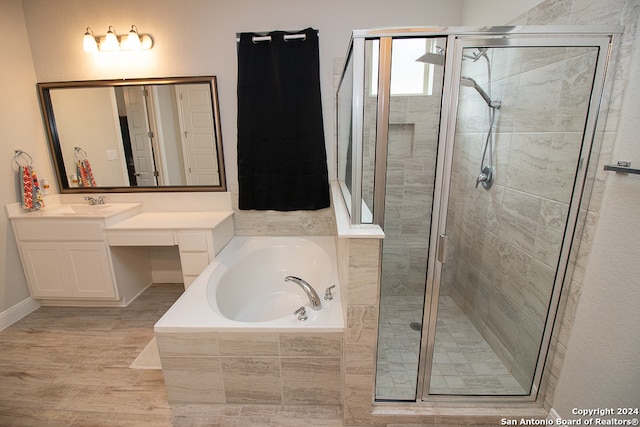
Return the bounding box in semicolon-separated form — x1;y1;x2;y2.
237;28;330;211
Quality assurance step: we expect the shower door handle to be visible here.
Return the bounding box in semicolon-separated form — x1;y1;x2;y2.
437;234;448;263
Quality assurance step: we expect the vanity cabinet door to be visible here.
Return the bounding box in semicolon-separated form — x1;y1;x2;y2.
20;242;71;298
64;242;117;299
19;242;117;300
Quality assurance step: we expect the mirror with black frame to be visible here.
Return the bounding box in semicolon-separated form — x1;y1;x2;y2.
37;76;226;193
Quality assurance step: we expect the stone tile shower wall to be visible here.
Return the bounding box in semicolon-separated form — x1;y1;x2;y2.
506;0;639;412
443;46;599;388
368;72;443;299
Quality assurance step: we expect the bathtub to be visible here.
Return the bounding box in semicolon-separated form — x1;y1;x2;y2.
155;235;344;332
154;236;344;405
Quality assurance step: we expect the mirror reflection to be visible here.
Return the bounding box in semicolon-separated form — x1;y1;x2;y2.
38;76;226;192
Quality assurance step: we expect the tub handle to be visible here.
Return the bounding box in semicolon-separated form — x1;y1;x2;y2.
294;306;308;321
324;285;336;301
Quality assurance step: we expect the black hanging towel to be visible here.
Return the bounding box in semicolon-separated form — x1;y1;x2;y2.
237;28;330;211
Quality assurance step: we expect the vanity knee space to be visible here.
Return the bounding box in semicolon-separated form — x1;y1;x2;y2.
105;211;234;290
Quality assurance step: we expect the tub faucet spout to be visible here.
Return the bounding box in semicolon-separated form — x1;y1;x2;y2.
285;276;322;311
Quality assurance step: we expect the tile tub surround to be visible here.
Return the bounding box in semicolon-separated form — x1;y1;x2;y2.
155;331;343;405
153;235;345;406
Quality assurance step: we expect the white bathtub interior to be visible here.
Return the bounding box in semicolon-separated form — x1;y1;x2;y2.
213;237;334;322
155;235;343;332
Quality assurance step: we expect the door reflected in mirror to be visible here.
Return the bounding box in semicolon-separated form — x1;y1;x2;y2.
38;76;226;193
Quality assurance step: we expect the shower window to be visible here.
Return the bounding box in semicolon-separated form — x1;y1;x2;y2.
337;39;377;224
361;40;379;223
337;48;355;219
371;38;439;96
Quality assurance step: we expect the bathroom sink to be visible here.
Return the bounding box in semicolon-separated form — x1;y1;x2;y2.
68;204;112;214
28;203;142;218
45;204;114;215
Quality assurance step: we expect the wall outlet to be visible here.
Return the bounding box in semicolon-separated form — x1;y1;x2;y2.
107;149;118;160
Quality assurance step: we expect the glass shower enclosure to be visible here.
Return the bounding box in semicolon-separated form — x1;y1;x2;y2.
336;26;617;401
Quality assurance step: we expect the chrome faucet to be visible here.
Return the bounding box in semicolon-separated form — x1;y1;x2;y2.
84;196;105;205
324;285;336;301
285;276;322;311
294;306;308;321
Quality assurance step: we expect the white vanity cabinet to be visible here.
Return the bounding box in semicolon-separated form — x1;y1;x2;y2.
19;240;116;299
7;202;149;306
13;219;119;302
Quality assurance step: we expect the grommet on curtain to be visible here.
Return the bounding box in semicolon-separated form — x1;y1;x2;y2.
283;33;306;42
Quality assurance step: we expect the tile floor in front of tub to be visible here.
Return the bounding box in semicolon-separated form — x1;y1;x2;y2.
375;295;527;400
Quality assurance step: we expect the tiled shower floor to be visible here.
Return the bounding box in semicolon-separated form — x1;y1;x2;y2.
375;295;527;400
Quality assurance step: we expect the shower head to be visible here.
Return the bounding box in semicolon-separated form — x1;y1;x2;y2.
416;47;489;66
460;76;499;109
459;76;479;88
417;47;490;66
416;51;445;66
416;45;445;66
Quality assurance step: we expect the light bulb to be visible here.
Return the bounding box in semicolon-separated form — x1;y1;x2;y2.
101;26;120;51
140;35;153;50
83;27;98;52
126;25;142;50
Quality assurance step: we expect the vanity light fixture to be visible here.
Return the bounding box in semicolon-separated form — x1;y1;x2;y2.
83;25;153;52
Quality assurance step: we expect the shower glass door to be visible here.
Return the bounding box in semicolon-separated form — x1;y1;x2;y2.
422;36;610;398
374;36;447;401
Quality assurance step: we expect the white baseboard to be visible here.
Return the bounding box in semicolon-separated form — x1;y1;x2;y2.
0;297;41;331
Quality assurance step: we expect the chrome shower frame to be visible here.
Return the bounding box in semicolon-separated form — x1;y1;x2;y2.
336;25;621;405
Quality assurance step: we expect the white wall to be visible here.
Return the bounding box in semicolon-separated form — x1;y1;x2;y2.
461;0;544;25
0;0;53;317
551;10;640;413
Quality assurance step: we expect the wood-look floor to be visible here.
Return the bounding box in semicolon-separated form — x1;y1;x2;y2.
0;284;345;426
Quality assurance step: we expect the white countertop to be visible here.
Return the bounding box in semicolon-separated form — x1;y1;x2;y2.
6;202;142;220
105;211;233;230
